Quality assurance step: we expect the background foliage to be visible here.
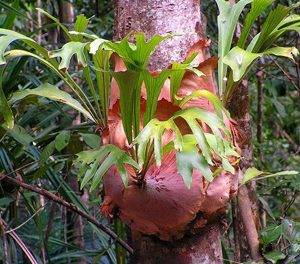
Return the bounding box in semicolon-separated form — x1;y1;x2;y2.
0;0;299;263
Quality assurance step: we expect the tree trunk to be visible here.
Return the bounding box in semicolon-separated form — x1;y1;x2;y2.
131;223;222;264
58;0;75;43
228;80;261;261
46;1;58;45
113;0;205;70
113;1;223;263
227;3;261;260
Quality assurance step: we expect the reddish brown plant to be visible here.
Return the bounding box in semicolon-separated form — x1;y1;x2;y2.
101;40;239;241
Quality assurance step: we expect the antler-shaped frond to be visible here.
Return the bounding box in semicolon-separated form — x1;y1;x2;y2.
75;144;139;191
134;107;239;187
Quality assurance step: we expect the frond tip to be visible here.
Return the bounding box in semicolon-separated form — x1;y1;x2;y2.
75;144;139;191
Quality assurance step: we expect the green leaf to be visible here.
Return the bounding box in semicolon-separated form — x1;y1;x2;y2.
73;14;90;42
223;47;261;82
142;70;169;125
2;0;19;29
0;196;15;207
242;167;264;185
246;14;300;53
89;38;110;55
32;162;54;179
179;89;229;119
241;167;298;185
0;0;27;20
255;170;298;181
205;133;239;158
0;68;14;128
36;8;72;41
134;106;235;183
261;225;282;245
39;141;56;165
223;46;298;82
252;3;300;52
216;0;253;94
4;124;33;146
169;60;204;103
69;31;99;40
176;135;213;188
258;196;276;222
112;70;143;142
92;48;112;124
106;33;171;70
55;131;70;151
264;46;299;60
49;250;103;261
74;14;89;33
9;83;95;122
183;114;212;165
142;53;204;118
0;33;31;65
0;33;53;68
282;219;300;245
278;14;300;30
263;252;286;263
48;42;88;70
0;31;98;126
79;133;101;149
237;0;274;48
135;119;183;168
175;107;230;155
75;145;139;190
221;157;235;174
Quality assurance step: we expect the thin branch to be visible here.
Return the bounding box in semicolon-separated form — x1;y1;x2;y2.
0;218;38;264
5;204;46;234
275;122;299;153
44;201;57;245
270;57;299;91
295;36;300;91
3;161;38;177
0;217;9;263
282;191;299;217
0;173;134;254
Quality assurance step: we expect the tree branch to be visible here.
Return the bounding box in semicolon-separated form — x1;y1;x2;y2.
0;174;133;254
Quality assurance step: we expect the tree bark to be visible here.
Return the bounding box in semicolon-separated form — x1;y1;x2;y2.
46;1;58;45
228;80;261;261
113;1;223;263
227;4;261;259
58;0;75;43
131;223;222;264
113;0;205;70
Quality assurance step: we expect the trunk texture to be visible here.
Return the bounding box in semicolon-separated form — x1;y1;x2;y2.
131;223;222;264
59;0;75;43
46;1;58;45
114;0;205;70
228;81;261;261
228;9;261;260
113;1;223;263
